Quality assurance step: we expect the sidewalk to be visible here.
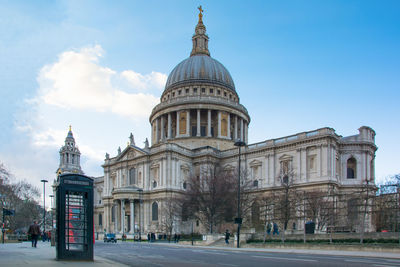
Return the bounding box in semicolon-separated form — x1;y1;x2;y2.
0;242;127;266
150;242;400;259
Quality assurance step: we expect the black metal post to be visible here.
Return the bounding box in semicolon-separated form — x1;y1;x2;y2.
234;140;246;248
49;194;55;246
2;208;4;244
41;179;48;232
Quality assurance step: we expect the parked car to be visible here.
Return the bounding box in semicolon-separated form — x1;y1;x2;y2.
104;233;117;243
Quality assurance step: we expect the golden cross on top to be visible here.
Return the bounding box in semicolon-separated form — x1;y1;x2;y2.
198;5;204;22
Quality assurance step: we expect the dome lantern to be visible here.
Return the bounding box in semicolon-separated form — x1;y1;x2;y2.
190;5;210;57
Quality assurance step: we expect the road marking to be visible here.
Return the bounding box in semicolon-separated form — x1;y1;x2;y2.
374;265;397;267
191;249;227;255
346;259;377;264
252;255;317;262
218;263;239;267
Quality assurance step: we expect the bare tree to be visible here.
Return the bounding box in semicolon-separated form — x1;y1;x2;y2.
273;170;298;243
183;164;236;233
358;178;376;244
160;194;182;242
0;163;41;232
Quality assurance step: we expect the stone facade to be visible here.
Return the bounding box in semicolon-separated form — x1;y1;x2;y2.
91;15;377;237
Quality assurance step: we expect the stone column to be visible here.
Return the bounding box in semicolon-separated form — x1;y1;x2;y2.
234;115;238;141
217;111;221;138
155;118;159;143
197;109;201;136
176;112;180;138
130;200;135;234
114;201;119;233
240;118;244;141
227;113;231;139
186;110;190;136
167;113;172;139
245;121;248;144
160;116;165;141
104;203;109;233
121;199;125;234
207;110;211;137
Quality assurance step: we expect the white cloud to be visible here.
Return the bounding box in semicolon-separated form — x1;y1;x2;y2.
5;44;166;191
36;45;162;117
121;70;167;91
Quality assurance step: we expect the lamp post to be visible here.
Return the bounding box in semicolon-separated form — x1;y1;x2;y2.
41;179;48;232
0;193;6;244
138;189;143;242
234;140;246;248
49;195;54;229
49;194;54;246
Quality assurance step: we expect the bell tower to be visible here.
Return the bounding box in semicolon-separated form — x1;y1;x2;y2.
56;126;84;175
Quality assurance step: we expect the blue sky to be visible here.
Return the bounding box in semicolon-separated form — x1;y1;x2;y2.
0;1;399;205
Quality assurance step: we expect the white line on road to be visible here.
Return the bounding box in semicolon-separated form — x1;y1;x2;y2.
374;265;397;267
346;259;377;264
252;255;317;262
218;263;239;267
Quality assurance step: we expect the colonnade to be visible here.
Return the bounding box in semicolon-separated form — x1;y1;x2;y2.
109;199;142;234
152;109;248;145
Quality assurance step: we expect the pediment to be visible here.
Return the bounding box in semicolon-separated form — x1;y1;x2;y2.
279;154;293;161
180;163;190;170
223;164;235;171
116;146;148;162
249;159;262;166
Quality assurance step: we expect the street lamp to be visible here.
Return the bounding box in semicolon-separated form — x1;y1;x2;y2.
0;193;6;244
49;194;54;246
41;179;48;232
138;189;143;242
234;140;246;248
49;195;54;229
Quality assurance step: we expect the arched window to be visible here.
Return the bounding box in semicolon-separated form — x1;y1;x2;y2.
253;180;258;187
183;181;187;189
347;157;357;179
99;213;103;226
152;202;158;221
153;181;157;188
129;168;136;185
282;175;289;185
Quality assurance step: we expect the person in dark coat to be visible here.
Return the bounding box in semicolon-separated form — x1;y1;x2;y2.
225;230;230;244
27;221;41;247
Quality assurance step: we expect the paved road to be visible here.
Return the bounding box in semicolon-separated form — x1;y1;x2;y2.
95;242;400;267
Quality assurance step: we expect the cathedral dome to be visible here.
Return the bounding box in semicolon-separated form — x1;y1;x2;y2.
165;54;235;91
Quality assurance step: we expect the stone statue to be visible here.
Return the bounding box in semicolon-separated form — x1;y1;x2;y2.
129;133;135;146
105;152;109;160
144;138;149;149
198;5;203;22
117;146;121;155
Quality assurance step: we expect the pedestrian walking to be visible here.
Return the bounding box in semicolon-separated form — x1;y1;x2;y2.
225;229;230;244
27;221;41;248
273;223;279;235
147;233;150;242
